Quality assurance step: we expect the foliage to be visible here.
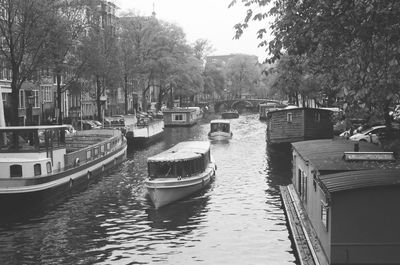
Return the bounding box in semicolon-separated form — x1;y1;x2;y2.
0;0;61;125
231;0;400;125
224;54;260;98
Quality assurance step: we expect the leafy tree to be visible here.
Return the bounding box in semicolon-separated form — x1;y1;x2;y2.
0;0;60;126
224;54;260;98
231;0;400;125
203;64;225;100
47;0;88;124
79;3;120;121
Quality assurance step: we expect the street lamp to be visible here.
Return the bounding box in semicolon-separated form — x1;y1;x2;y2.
26;95;35;126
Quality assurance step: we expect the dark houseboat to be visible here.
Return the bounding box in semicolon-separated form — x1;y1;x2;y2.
281;139;400;264
266;107;333;145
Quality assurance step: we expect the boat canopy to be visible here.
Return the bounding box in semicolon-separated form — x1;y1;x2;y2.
210;120;230;133
0;125;67;152
147;141;211;179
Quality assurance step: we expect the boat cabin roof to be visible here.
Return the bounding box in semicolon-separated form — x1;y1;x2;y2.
319;169;400;194
292;139;397;171
268;107;332;115
148;141;210;162
0;125;68;131
162;108;196;113
210;119;230;124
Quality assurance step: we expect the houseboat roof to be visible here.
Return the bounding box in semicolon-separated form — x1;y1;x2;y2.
292;139;398;171
162;108;196;113
148;141;210;162
319;169;400;193
268;107;332;114
210;119;230;124
0;125;68;131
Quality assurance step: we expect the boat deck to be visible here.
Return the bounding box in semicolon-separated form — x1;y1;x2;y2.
280;184;329;265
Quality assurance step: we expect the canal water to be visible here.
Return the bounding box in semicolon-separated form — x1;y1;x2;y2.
0;114;297;265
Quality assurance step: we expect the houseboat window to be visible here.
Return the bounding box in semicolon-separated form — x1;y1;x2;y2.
172;114;184;121
287;113;293;123
34;163;41;176
46;162;52;173
10;164;22;178
101;145;105;153
107;142;111;150
87;150;92;159
321;201;329;230
94;148;99;156
315;113;321;122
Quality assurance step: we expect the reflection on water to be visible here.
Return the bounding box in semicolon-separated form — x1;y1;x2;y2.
0;114;297;265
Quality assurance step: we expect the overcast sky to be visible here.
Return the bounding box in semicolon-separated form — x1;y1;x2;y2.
113;0;270;62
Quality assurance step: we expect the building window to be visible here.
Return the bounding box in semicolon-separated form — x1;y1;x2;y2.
34;163;42;176
46;162;52;173
287;112;293;123
32;90;39;108
41;85;53;102
19;90;25;108
172;114;184;121
315;113;321;122
10;165;22;178
321;201;329;230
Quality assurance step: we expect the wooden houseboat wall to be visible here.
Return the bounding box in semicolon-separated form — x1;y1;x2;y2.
266;107;333;144
162;108;198;127
291;139;400;264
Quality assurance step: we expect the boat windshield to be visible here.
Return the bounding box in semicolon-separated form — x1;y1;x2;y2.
0;127;66;152
211;123;230;133
148;151;210;179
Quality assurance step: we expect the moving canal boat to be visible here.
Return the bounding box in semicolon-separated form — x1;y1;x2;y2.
0;125;127;212
208;119;232;140
266;107;333;145
125;119;164;149
221;110;239;119
145;141;216;209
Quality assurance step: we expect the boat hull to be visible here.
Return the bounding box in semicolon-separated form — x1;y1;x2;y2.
145;163;216;209
221;112;239;119
208;131;232;140
0;143;127;213
126;120;164;149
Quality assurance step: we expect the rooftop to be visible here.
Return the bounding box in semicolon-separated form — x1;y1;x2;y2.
292;139;400;171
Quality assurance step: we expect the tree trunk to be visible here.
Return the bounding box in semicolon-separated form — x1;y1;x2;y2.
124;74;128;114
10;69;20;126
96;77;102;121
56;73;62;125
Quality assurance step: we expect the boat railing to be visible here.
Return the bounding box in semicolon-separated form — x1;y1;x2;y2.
63;130;125;171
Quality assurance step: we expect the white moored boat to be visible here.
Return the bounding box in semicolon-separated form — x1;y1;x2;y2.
208;119;232;140
0;125;127;212
145;141;216;209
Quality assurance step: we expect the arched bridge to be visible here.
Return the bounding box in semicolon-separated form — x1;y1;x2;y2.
213;99;281;112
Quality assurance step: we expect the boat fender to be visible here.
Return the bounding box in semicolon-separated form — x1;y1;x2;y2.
69;178;73;189
74;158;80;167
87;171;91;180
177;176;182;181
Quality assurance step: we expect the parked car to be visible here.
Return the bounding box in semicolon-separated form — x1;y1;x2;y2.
349;125;387;144
77;120;94;130
65;124;76;135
